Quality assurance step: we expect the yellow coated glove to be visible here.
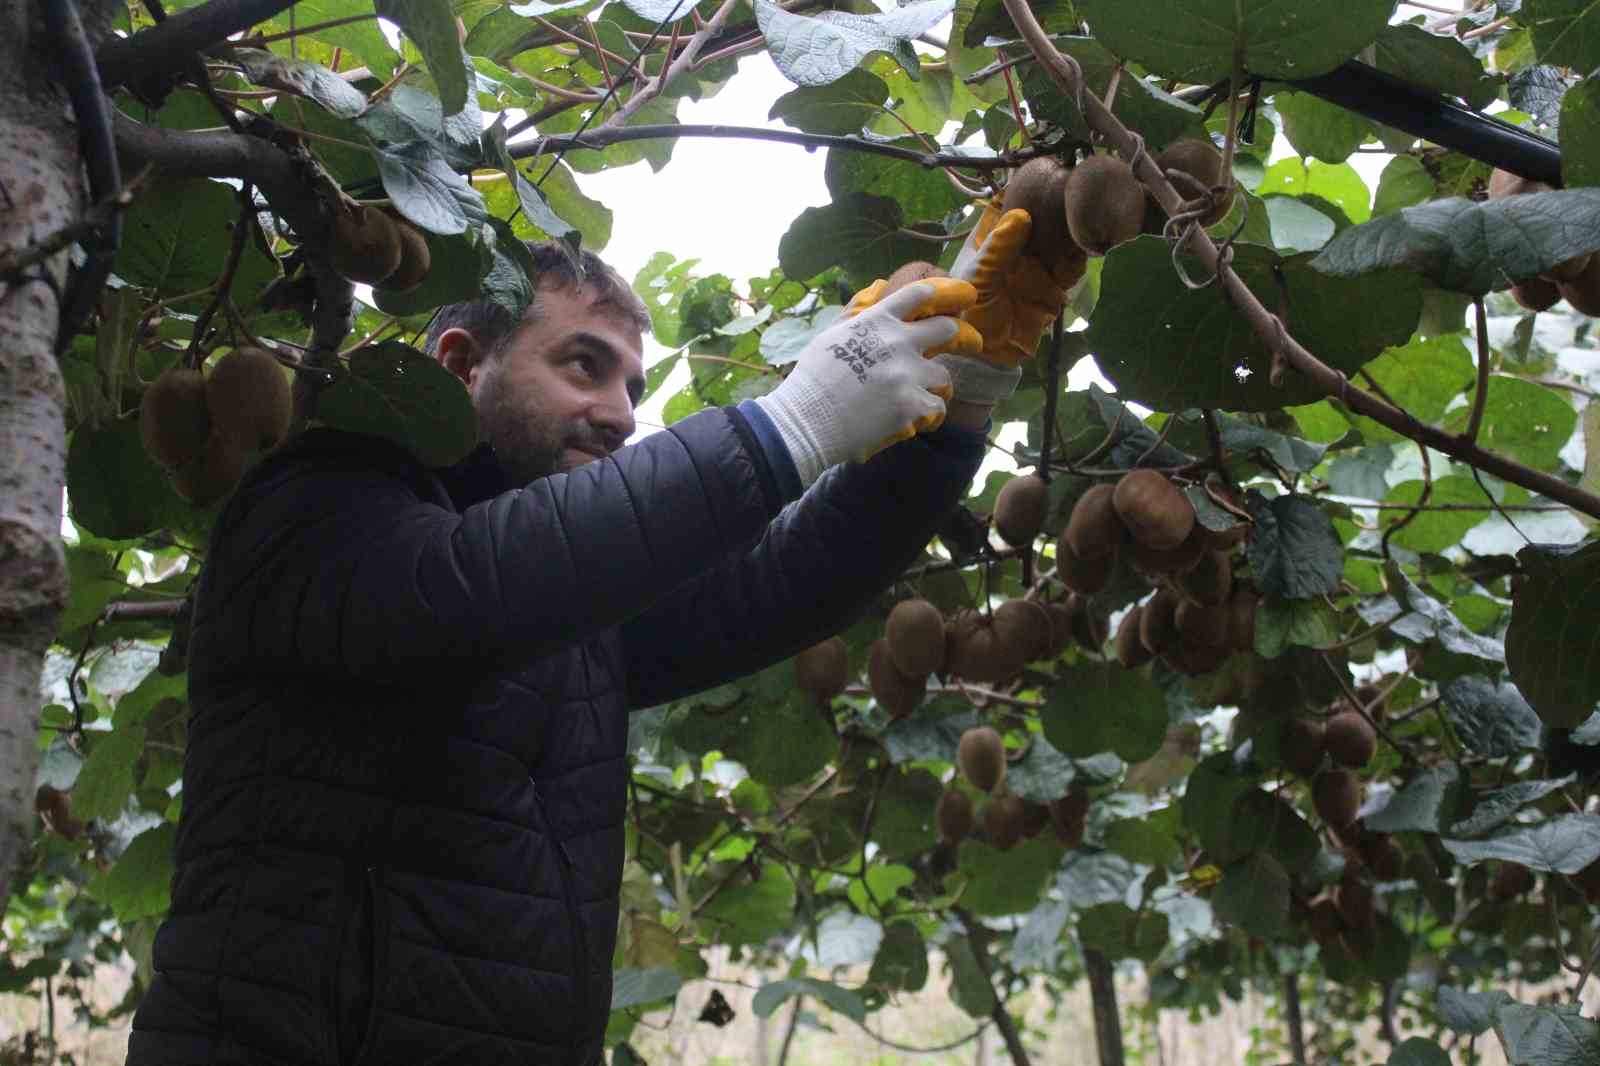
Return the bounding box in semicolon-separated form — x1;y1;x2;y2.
843;275;984;360
952;197;1082;368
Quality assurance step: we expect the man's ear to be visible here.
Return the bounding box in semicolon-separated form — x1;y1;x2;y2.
435;327;485;390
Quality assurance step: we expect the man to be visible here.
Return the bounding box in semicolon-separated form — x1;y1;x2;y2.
125;201;1066;1066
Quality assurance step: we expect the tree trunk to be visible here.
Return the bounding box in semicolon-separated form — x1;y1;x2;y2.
1084;948;1125;1066
1284;972;1307;1066
0;0;90;900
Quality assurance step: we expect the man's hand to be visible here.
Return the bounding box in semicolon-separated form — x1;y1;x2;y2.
951;197;1083;369
752;279;980;487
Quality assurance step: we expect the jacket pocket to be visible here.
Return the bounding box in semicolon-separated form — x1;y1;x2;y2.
330;865;385;1066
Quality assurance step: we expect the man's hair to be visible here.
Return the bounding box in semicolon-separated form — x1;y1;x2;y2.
424;241;651;359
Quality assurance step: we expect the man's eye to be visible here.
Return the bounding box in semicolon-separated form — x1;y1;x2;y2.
574;355;597;376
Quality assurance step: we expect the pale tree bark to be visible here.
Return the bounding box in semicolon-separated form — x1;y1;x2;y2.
0;1;97;898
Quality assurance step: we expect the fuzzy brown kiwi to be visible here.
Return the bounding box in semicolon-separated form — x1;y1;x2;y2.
1306;893;1344;944
1115;607;1153;668
1489;862;1536;900
1154;138;1235;226
173;430;250;507
1049;787;1090;847
1062;593;1107;652
1226;584;1259;653
1559;253;1600;316
1572;857;1600;904
1362;835;1405;882
795;637;849;699
1124;526;1207;577
883;260;949;295
1324;710;1376;768
1175;600;1230;652
1138;587;1181;655
887;598;946;678
994;474;1049;547
382;217;433;293
936;788;975;844
994;598;1054;664
957;725;1007;793
1063;484;1124;560
329;203;403;284
1004;155;1078;275
1542;254;1592;285
1488;169;1550;199
139;366;212;469
1178;550;1233;606
868;638;924;718
1513;276;1561;312
1279;716;1327;777
1336;874;1376;930
205;346;292;451
35;785;83;841
947;611;1024;682
983;794;1027;851
1057;540;1113;595
1043;602;1078;658
1113;469;1195;551
1312;770;1362;829
1065;154;1146;256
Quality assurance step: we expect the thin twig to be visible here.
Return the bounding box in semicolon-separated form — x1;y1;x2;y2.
1380;439;1431;560
185;182;255;364
1463;298;1491;445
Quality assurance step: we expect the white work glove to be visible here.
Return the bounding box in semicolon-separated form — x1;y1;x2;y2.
752;279;982;488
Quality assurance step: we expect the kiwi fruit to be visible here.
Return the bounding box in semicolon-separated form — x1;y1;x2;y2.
795;637;849;699
1003;155;1078;275
1178;550;1233;607
887;598;945;678
1312;770;1362;829
174;430;250;507
1306;893;1343;944
206;346;292;452
1542;254;1592;285
1571;857;1600;904
868;638;924;718
1124;526;1207;577
1196;520;1248;553
1279;716;1327;777
994;598;1054;663
1175;600;1230;652
1362;835;1405;882
1559;253;1600;316
1049;787;1090;847
1513;276;1560;312
329;203;403;284
1226;584;1259;653
1056;541;1113;595
1063;484;1124;560
1324;710;1376;768
1115;607;1152;668
34;785;82;841
139;366;212;469
883;260;949;295
1138;588;1180;655
1336;874;1375;929
1489;862;1536;900
1020;800;1052;839
1154;138;1235;226
1065;154;1146;256
382;217;432;293
983;794;1027;851
946;611;1024;683
1488;168;1550;199
1113;469;1195;551
1059;594;1103;652
958;725;1007;793
936;787;975;844
994;474;1049;547
1043;601;1078;658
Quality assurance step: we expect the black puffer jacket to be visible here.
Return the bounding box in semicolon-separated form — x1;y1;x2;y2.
125;405;983;1066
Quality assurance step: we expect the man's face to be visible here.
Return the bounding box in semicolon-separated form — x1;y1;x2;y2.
441;282;646;484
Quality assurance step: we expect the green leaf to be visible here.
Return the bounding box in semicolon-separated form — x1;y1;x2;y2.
1388;562;1507;663
1075;0;1395;83
67;418;197;539
1506;541;1600;728
1347;335;1477;445
610;967;683;1010
1040;661;1167;763
116;178;274;301
848;864;916;912
778;193;925;286
812;911;883;968
825;140;966;223
1387;1037;1450;1066
1450;777;1576;838
1493;1002;1600;1066
316;341;478;467
483;119;579;246
1442;377;1577;472
536;160;614;250
90;824;175;923
1211;852;1290;940
1380;476;1497;554
957;837;1064;916
478;217;536;319
752;977;866;1022
700;863;796;945
1254;596;1340;658
261;1;397;78
1275;90;1372;164
722;685;837;788
234;48;368;116
1021;38;1207;152
72;722;146;822
1437;986;1515;1037
868;921;928;991
377;142;486;235
866;769;942;856
60;548;126;635
1085;239;1421;412
1441;678;1544;758
1002;733;1081;804
1562;76;1600;188
1257;158;1371;223
1442;813;1600;873
1366;766;1460;834
945;935;996;1017
375;0;469;115
1374;155;1437;217
1313;189;1600;295
754;0;955;87
1246;494;1343;600
1374;24;1502;111
769;68;889;135
1264;195;1336;252
1525;0;1600;73
1077;902;1168;962
1181;752;1258;862
1104;814;1182;868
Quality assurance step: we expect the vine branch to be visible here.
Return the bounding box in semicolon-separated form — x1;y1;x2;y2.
98;0;300;88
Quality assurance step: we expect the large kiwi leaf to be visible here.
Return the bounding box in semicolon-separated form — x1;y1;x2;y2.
317;342;478;468
1506;541;1600;728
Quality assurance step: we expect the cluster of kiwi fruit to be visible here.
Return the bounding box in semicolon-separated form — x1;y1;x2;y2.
1001;137;1235;280
931;725;1090;852
1488;169;1600;315
1053;467;1256;678
328;203;432;292
138;345;293;506
34;785;83;842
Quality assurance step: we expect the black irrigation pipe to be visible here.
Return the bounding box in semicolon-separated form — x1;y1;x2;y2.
1286;60;1564;187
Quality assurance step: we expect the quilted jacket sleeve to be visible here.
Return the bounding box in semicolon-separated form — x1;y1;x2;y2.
189;409;785;684
620;420;986;709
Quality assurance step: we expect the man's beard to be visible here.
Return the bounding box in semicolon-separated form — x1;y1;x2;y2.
474;363;606;484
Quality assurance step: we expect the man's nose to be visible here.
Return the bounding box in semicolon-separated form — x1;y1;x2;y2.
591;386;635;452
